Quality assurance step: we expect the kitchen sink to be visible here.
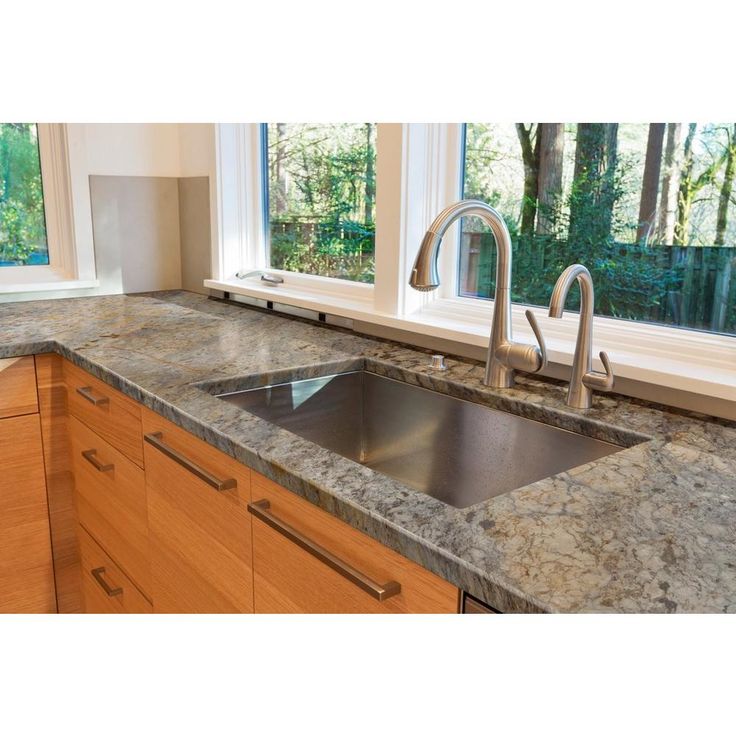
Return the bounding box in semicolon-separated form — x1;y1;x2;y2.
217;371;625;509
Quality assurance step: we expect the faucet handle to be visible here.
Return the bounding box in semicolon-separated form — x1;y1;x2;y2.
495;310;547;374
582;351;615;392
525;310;548;372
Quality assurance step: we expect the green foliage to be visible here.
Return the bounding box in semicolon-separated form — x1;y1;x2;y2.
0;123;48;265
266;124;375;282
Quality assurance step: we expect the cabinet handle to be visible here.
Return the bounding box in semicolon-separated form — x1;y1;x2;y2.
76;385;109;406
91;567;123;597
144;432;237;491
82;449;114;473
247;499;402;602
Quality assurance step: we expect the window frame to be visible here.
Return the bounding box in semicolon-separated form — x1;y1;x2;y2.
0;124;98;293
206;123;736;404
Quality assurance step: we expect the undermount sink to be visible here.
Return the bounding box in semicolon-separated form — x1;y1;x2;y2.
217;371;625;509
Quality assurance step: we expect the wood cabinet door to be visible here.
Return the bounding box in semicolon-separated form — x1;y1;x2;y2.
251;473;459;614
142;409;254;613
0;414;57;613
78;526;151;613
69;415;150;597
0;357;38;419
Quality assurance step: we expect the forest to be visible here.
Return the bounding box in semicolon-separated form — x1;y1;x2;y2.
266;123;376;283
0;123;48;266
462;123;736;334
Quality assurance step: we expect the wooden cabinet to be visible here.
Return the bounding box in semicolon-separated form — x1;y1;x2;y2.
0;412;56;613
69;415;150;597
142;409;254;613
65;360;144;467
0;357;38;419
36;354;82;613
78;525;151;613
1;355;460;614
250;472;459;613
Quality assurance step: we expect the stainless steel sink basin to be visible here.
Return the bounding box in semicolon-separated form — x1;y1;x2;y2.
217;371;625;509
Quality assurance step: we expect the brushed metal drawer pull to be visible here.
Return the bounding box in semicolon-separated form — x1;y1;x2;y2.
91;567;123;597
247;499;402;602
144;432;237;491
76;386;110;406
82;449;114;473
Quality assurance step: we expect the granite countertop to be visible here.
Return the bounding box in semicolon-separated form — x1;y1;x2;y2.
2;290;735;613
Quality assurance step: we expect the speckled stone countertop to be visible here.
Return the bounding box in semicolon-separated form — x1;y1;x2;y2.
2;290;735;612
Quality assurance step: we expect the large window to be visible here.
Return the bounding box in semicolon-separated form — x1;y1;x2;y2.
264;123;376;283
0;123;49;267
461;123;736;335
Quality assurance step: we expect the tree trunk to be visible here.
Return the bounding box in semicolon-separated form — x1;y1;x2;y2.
636;123;666;243
676;124;726;246
535;123;564;236
272;123;288;215
569;123;618;246
674;124;697;246
658;123;682;244
363;123;375;226
715;124;736;245
515;123;539;236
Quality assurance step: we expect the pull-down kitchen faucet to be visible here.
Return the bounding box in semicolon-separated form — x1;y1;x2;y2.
548;264;615;409
409;199;546;388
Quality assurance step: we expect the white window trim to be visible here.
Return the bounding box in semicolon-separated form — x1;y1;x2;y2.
207;123;736;403
0;124;98;293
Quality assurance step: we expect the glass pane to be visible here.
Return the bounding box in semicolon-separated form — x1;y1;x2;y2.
460;123;736;336
265;123;376;283
0;123;49;267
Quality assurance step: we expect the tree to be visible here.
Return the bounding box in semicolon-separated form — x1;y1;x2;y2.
568;123;619;247
636;123;665;243
675;124;726;246
514;124;539;236
535;123;564;236
714;124;736;245
657;123;682;244
0;123;48;264
363;123;375;226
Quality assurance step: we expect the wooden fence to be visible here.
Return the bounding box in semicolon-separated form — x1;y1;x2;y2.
459;231;736;334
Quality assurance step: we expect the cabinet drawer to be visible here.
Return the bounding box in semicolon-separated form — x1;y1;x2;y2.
65;360;144;467
142;409;253;613
78;526;151;613
69;415;150;597
250;473;459;613
0;357;38;419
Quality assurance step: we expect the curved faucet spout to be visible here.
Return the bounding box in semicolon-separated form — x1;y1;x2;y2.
409;200;512;292
409;199;544;388
548;264;614;408
548;264;594;320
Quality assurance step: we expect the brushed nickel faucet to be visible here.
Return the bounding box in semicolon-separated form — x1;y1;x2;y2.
548;264;615;409
409;200;547;388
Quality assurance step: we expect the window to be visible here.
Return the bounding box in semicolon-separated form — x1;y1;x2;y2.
460;123;736;336
264;123;376;283
0;124;49;267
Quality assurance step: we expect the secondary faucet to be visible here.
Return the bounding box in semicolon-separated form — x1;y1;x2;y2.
409;199;546;388
548;264;615;409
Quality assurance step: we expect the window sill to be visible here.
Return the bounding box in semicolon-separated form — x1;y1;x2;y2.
0;278;100;295
204;277;736;403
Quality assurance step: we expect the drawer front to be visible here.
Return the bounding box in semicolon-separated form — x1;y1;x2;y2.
0;413;57;613
65;360;144;467
250;473;459;614
78;526;151;613
142;409;253;613
69;415;150;597
0;356;38;419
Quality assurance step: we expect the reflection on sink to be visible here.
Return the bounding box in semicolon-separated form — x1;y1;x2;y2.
217;371;627;509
